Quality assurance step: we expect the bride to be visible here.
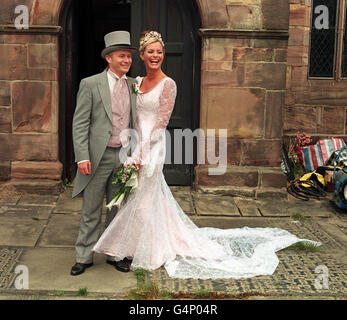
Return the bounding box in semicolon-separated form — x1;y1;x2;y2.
93;31;320;279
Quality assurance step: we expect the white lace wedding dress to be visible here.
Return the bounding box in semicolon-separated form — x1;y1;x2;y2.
93;76;320;279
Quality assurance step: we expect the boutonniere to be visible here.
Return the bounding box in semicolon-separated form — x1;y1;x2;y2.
132;83;140;95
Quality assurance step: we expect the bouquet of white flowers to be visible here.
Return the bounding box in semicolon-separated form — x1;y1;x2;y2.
106;161;140;210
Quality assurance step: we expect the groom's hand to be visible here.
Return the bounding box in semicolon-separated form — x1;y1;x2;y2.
78;161;92;175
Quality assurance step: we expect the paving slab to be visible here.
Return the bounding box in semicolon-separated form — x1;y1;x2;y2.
0;205;52;220
54;188;81;214
18;195;58;206
170;186;192;195
53;196;82;214
193;195;240;216
38;213;109;247
37;214;81;247
257;199;332;218
234;198;261;217
15;247;137;294
0;195;21;205
0;217;46;247
174;194;195;215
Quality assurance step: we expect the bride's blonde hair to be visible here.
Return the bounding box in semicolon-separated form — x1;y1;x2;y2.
139;30;165;53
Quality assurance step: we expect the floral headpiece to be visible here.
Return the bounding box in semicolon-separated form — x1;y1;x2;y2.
139;31;165;52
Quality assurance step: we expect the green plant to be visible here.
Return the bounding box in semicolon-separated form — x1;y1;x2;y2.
134;268;148;282
286;241;321;253
128;281;172;300
76;287;88;296
54;291;64;296
291;212;310;221
194;289;211;298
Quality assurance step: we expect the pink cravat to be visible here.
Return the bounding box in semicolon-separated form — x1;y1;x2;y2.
107;76;131;148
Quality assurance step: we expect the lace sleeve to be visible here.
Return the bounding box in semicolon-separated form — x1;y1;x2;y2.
153;78;177;132
129;78;177;169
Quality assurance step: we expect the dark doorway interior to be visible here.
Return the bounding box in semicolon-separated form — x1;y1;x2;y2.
59;0;201;185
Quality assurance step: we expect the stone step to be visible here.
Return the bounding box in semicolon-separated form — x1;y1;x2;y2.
5;179;63;196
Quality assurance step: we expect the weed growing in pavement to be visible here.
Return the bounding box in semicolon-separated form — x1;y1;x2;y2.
291;212;311;221
128;281;172;300
76;287;88;296
134;268;148;282
285;241;321;253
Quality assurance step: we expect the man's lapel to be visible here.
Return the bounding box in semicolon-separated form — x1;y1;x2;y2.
97;70;113;123
126;78;137;129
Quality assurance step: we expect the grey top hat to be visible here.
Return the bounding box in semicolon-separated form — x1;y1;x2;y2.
101;31;137;59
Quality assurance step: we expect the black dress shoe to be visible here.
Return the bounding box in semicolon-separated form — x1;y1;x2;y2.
106;260;116;266
115;259;130;273
70;262;93;276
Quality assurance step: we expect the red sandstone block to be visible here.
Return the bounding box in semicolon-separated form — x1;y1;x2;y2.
202;137;242;165
28;44;57;68
11;161;62;180
31;0;61;25
260;170;287;188
0;107;12;133
226;4;262;29
0;133;59;161
4;34;53;44
0;45;28;80
241;139;281;166
283;105;317;134
0;161;11;181
290;5;310;26
12;82;52;133
202;67;245;87
205;87;265;139
262;0;289;30
202;0;231;28
8;178;63;195
274;49;288;62
265;91;284;139
195;165;259;187
0;81;11;105
287;46;309;66
317;107;345;135
233;48;274;63
288;26;310;46
244;63;287;90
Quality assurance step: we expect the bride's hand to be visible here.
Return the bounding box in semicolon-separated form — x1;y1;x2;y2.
124;156;141;170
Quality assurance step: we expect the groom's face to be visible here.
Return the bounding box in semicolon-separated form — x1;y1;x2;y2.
106;50;132;78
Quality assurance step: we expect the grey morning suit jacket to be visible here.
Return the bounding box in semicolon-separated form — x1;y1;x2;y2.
71;70;137;198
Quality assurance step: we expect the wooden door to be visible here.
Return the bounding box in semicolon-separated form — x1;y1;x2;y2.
130;0;201;185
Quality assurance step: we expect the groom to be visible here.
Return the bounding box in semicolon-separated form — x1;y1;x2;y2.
70;31;137;276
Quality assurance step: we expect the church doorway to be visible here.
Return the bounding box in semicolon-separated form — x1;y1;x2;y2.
59;0;201;185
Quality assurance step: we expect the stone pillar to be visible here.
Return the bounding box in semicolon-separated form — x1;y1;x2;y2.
195;0;289;197
0;0;63;194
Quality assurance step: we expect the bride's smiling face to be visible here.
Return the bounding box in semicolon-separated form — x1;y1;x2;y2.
140;41;164;71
